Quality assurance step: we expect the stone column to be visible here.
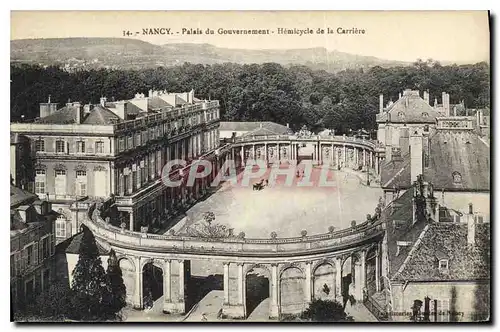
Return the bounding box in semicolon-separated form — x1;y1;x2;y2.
237;263;244;306
162;259;172;313
241;146;245;167
223;262;230;305
270;263;279;319
335;257;342;300
264;143;268;163
369;152;373;170
252;145;256;161
354;148;358;168
129;211;134;231
354;260;362;301
132;257;142;309
363;149;366;167
177;260;185;313
331;144;334;166
360;250;366;298
305;262;312;305
318;144;322;164
343;145;347;165
375;248;380;293
375;156;380;175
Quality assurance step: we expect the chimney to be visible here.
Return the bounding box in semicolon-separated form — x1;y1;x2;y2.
399;127;410;156
39;95;58;118
479;109;484;125
442;92;450;116
113;101;128;120
434;98;438;108
100;97;107;107
467;203;475;246
379;94;384;114
148;89;153;98
259;123;263;128
399;92;402;99
286;123;289;128
409;130;423;183
423;90;430;104
73;102;83;124
84;103;92;114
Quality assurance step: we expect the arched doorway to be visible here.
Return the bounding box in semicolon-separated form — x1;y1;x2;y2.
142;261;163;310
279;266;305;316
366;247;378;296
313;262;336;301
245;265;270;318
341;256;354;307
118;257;136;304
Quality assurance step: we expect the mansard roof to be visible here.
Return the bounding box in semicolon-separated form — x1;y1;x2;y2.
83;105;121;125
381;130;490;191
377;90;440;124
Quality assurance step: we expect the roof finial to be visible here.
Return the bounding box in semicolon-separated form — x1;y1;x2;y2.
48;95;51;103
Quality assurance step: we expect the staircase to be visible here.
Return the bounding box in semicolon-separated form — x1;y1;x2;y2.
363;290;390;321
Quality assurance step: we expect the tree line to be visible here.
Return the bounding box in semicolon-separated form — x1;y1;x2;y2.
11;60;490;133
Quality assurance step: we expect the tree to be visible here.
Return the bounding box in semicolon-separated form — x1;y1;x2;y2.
301;299;354;322
102;249;127;320
15;281;74;322
71;225;109;320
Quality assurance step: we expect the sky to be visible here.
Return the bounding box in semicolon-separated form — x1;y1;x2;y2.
10;11;490;63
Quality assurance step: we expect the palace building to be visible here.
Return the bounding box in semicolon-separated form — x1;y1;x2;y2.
10;90;221;244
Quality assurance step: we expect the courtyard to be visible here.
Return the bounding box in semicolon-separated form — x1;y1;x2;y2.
174;164;382;238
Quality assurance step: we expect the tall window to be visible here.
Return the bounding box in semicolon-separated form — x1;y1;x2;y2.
76;170;87;196
10;254;15;276
26;245;33;266
35;169;46;195
135;133;141;147
35;139;45;152
42;236;49;260
95;141;104;154
54;169;67;196
118;138;125;152
55;216;66;238
76;141;85;153
55;140;65;153
127;136;133;149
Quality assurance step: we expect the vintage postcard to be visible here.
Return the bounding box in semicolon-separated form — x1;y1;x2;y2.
9;10;490;323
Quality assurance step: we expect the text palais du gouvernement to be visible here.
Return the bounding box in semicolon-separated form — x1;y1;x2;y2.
133;27;366;36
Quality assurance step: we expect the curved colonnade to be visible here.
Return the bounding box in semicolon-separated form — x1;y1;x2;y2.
83;135;386;320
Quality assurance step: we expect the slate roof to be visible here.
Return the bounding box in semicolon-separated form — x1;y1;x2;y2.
148;96;173;110
35;105;79;124
377;90;440;124
83;105;122;125
35;104;121;125
381;130;490;191
219;121;293;135
10;185;37;208
56;231;109;255
385;189;491;282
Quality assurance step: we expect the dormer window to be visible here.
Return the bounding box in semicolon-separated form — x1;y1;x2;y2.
452;171;462;184
439;259;449;271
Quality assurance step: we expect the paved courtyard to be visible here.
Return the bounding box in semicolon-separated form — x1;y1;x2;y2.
175;165;382;238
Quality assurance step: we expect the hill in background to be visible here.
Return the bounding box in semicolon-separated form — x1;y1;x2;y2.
11;37;410;71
